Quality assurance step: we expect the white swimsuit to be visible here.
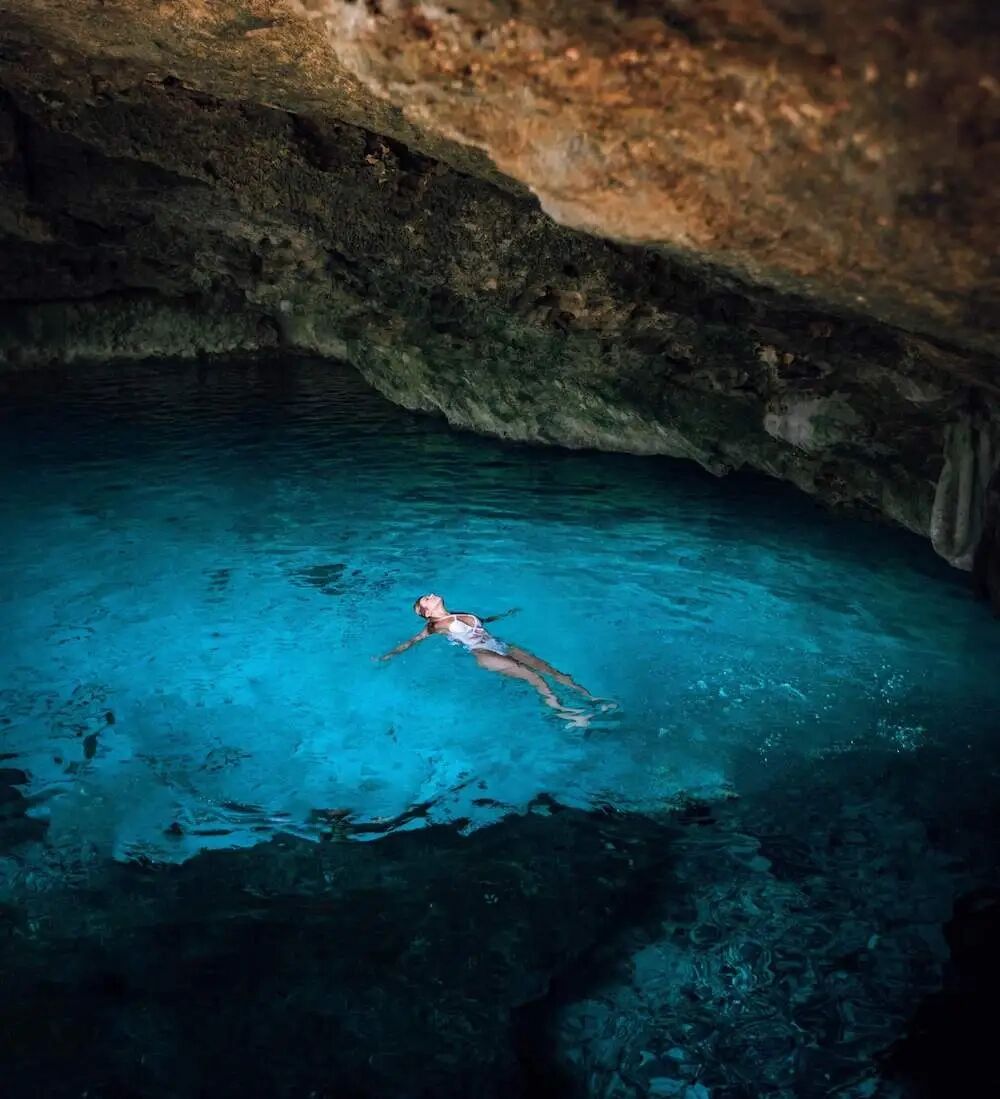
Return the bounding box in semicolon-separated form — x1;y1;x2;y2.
443;614;509;656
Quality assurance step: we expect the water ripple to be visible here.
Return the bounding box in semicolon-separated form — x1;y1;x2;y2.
1;359;998;864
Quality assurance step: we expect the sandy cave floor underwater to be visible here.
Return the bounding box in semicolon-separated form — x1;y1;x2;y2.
1;358;999;1098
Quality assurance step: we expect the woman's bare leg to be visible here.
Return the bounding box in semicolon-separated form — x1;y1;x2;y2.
473;650;589;725
504;645;595;699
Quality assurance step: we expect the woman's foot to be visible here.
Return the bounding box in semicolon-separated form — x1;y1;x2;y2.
592;698;620;714
556;706;592;729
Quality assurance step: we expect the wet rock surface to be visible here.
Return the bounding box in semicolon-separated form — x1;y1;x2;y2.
0;3;997;566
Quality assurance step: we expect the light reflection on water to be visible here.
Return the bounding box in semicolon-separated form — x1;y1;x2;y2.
0;359;997;864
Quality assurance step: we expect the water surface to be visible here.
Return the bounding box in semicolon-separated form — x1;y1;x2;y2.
1;359;997;865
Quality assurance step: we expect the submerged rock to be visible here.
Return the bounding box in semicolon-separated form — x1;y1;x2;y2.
0;807;674;1098
529;734;1000;1098
2;727;999;1096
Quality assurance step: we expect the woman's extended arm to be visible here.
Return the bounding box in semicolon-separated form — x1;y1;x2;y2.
376;627;430;662
481;607;520;624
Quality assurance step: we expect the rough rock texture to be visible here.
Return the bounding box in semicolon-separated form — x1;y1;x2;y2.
297;0;1000;354
0;1;998;567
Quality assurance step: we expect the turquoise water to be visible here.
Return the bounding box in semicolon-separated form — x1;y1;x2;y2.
1;359;997;866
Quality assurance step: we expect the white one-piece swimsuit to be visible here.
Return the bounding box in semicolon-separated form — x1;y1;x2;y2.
443;614;510;656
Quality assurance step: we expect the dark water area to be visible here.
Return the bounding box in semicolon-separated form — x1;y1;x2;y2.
1;358;998;1098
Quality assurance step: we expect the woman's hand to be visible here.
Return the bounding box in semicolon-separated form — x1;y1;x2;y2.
484;607;521;624
374;628;429;663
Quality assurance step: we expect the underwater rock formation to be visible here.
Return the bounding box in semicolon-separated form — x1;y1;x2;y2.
0;1;998;564
5;724;1000;1097
0;807;674;1098
529;729;1000;1096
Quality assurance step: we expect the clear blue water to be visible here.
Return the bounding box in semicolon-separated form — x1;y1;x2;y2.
1;359;998;867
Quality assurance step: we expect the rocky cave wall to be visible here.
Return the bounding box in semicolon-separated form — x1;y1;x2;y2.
0;1;998;579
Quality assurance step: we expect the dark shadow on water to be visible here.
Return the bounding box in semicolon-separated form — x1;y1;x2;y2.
0;804;679;1099
881;886;1000;1098
3;724;1000;1097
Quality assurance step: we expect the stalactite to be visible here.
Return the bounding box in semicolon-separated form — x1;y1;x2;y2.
930;410;1000;569
972;467;1000;614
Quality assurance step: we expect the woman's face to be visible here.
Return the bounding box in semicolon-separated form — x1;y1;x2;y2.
416;593;445;618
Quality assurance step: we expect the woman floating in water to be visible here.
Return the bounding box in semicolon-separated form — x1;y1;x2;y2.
378;593;608;726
